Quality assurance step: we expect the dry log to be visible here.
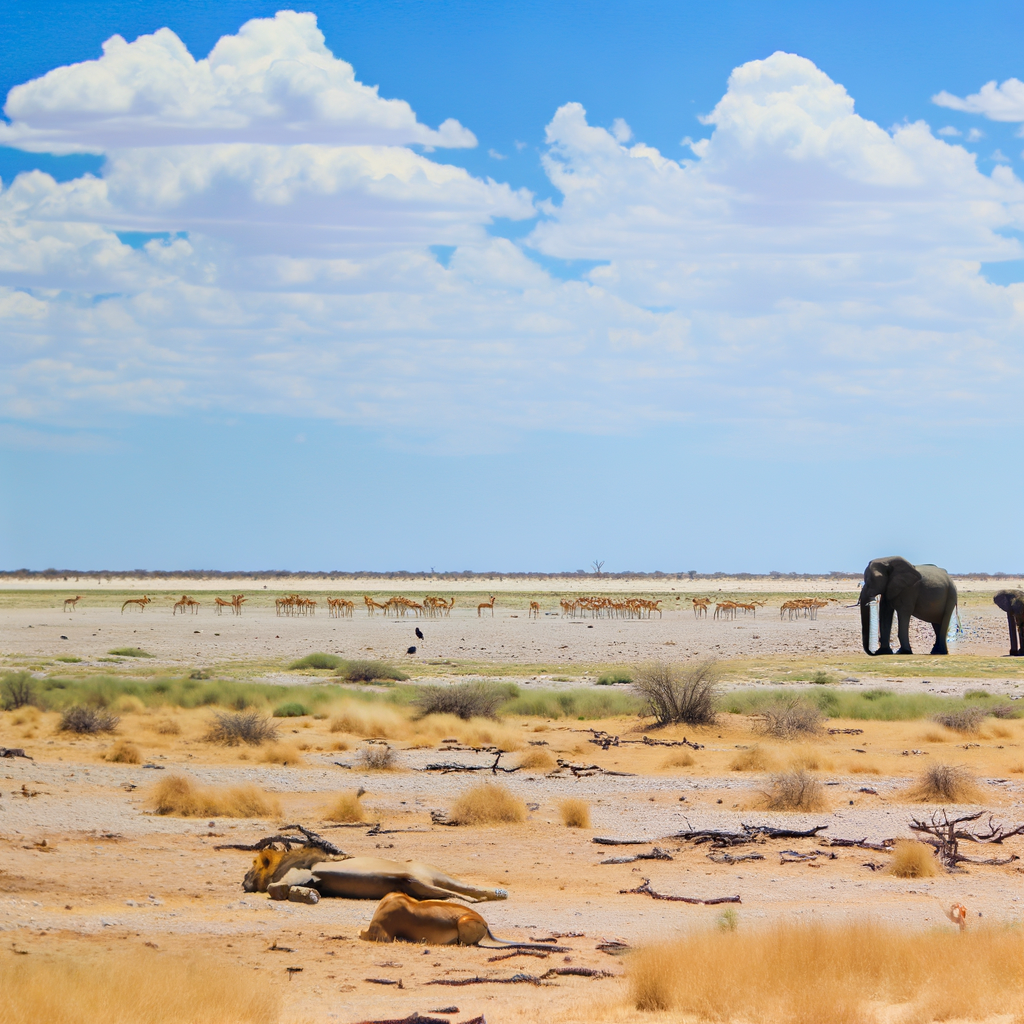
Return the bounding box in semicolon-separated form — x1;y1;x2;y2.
909;810;1024;868
600;846;674;865
619;878;740;904
215;824;344;854
551;759;636;778
365;978;402;986
419;752;522;774
640;735;704;750
486;949;549;962
0;747;32;759
821;837;895;852
352;1016;484;1024
827;728;864;736
428;968;614;987
706;851;764;864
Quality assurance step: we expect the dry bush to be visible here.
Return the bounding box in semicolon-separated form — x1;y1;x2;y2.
755;698;822;739
259;743;304;766
663;749;696;768
205;710;278;746
788;745;833;771
921;726;953;743
449;782;527;825
849;761;882;774
1;672;36;710
152;718;181;735
633;659;719;726
931;707;986;735
729;744;776;772
150;774;281;818
907;763;983;803
559;797;592;828
11;705;41;726
2;947;279;1024
517;747;556;770
357;742;397;770
329;701;407;740
59;705;119;734
627;921;1024;1021
412;682;506;720
889;839;938;878
106;741;141;764
758;769;826;811
112;694;145;714
324;789;366;823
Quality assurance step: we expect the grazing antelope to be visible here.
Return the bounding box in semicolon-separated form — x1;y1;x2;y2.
121;595;150;614
944;902;967;932
214;597;234;614
63;596;82;612
173;595;191;615
692;597;710;618
363;595;387;616
233;594;246;614
477;595;496;617
529;601;540;619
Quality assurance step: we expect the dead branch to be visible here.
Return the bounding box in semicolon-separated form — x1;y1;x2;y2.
0;747;32;759
551;759;636;778
663;823;828;847
486;949;549;962
619;878;740;904
600;846;674;864
820;837;895;852
780;850;836;863
706;851;764;864
215;824;344;854
909;809;1024;868
427;968;614;987
586;729;620;749
827;728;864;736
640;734;704;750
352;1015;484;1024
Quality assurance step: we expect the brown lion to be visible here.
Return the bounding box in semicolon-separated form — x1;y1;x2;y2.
243;846;508;902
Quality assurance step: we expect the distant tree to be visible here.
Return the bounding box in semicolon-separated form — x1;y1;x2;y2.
592;560;605;575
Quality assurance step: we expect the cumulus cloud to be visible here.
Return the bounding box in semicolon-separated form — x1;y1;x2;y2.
934;78;1024;122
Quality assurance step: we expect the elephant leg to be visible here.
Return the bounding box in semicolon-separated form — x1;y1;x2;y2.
1012;615;1023;656
876;603;895;655
895;610;913;655
930;594;957;655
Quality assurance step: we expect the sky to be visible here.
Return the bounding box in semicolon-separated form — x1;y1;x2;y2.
2;0;1024;574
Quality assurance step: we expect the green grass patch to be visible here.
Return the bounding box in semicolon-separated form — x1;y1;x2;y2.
273;701;310;717
500;686;642;719
337;660;409;682
55;656;82;663
289;652;345;670
107;647;154;658
597;668;634;686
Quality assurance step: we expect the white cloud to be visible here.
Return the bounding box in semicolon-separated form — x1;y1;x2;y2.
967;127;985;142
934;78;1024;122
937;126;961;136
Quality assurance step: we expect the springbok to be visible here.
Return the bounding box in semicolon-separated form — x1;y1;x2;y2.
121;595;151;614
63;596;82;612
529;601;540;618
477;595;496;617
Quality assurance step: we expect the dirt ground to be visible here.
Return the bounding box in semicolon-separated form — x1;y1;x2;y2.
4;578;1024;1023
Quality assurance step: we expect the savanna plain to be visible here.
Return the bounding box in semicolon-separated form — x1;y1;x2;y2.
4;576;1024;1024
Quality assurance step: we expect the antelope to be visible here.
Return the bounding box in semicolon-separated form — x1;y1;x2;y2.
121;595;150;614
364;595;387;616
214;597;234;614
63;596;82;612
692;597;710;618
944;902;967;932
477;595;496;617
529;601;540;618
233;594;246;614
173;595;191;615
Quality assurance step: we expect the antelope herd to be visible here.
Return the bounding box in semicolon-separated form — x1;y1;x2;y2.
780;598;834;620
559;596;662;619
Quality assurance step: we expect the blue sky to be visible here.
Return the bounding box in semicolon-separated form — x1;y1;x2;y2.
1;1;1023;573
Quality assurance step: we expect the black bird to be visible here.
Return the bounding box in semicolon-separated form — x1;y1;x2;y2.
407;646;417;654
415;627;424;640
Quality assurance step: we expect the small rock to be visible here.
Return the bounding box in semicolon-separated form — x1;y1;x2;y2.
287;886;320;905
267;882;291;901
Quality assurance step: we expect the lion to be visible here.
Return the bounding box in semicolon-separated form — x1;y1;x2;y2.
242;846;508;903
359;892;550;947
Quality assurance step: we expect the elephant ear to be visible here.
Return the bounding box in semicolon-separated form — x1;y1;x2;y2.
885;558;922;600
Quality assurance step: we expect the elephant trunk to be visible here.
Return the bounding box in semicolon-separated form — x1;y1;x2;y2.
861;601;875;655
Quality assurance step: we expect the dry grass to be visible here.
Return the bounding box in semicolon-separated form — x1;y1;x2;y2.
449;782;527;825
931;707;986;735
633;659;719;726
357;741;397;770
412;682;506;720
757;769;827;811
788;745;833;771
2;947;279;1024
59;705;119;734
888;839;939;878
754;698;822;739
517;747;556;770
324;788;366;823
907;763;984;803
626;921;1024;1022
559;797;592;828
662;749;696;768
106;741;141;764
151;717;181;735
259;743;304;766
729;744;776;772
150;774;281;818
205;710;278;746
849;761;882;774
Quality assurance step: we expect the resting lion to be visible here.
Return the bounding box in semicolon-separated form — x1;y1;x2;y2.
243;846;508;902
360;892;548;947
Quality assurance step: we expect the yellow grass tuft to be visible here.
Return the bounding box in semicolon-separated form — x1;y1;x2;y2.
517;747;556;770
559;797;592;828
920;727;954;743
849;761;882;774
626;921;1024;1021
151;718;181;735
788;745;833;771
906;763;983;803
757;769;827;811
150;774;281;818
259;743;304;766
449;782;527;825
106;741;141;764
662;750;695;768
729;744;776;772
888;839;938;878
2;947;279;1024
324;789;366;823
329;701;408;740
112;694;146;714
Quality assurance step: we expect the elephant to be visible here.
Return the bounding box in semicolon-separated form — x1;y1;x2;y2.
859;556;958;655
993;590;1024;656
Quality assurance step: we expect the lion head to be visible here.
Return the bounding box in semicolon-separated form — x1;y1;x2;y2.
242;846;349;892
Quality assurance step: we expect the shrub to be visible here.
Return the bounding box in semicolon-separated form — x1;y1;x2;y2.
597;668;633;686
325;789;366;823
150;775;280;818
931;707;986;734
889;839;938;878
59;705;119;734
633;660;719;727
501;687;641;719
988;704;1018;720
717;908;739;932
338;660;408;682
273;702;309;718
107;647;154;658
517;747;556;770
106;741;141;764
260;743;304;765
663;750;695;768
755;698;823;739
908;763;983;803
1;672;36;711
559;797;591;828
357;742;397;770
759;770;826;811
729;744;776;771
205;710;278;746
153;718;181;735
809;669;837;685
412;682;507;720
449;782;527;825
289;653;344;670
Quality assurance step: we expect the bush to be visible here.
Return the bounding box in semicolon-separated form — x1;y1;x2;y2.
107;647;154;658
325;788;367;823
59;705;119;734
150;775;280;818
633;660;719;727
412;682;507;720
754;698;822;739
931;707;986;734
259;743;304;766
809;669;837;685
153;718;181;735
357;742;397;770
289;653;344;670
597;668;634;686
663;750;695;768
908;763;983;803
559;797;591;828
889;840;938;878
106;741;141;764
517;747;556;770
338;660;409;682
205;710;278;746
273;702;309;718
449;782;527;825
759;770;826;811
1;672;36;711
729;745;776;772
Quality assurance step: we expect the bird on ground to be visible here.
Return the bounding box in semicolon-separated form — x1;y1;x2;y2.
415;627;424;640
407;646;417;654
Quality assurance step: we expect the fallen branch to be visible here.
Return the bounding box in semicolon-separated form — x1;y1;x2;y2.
551;759;636;778
0;747;32;759
364;978;402;986
821;837;895;852
215;824;344;855
827;728;864;736
600;846;674;865
909;810;1024;868
706;851;764;864
428;968;614;987
619;879;740;904
487;949;548;962
780;850;836;863
640;735;704;751
420;751;522;774
352;1015;484;1024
